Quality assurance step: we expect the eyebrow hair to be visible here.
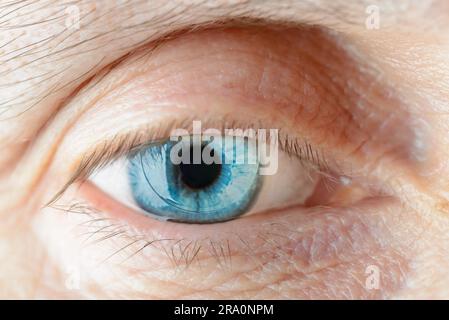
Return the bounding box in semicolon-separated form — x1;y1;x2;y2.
0;0;442;149
0;0;384;118
2;1;447;217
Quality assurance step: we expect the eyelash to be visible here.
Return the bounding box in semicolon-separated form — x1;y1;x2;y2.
46;116;335;207
44;116;350;268
48;200;200;267
48;199;257;269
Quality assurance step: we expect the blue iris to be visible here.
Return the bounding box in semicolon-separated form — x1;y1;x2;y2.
127;136;261;223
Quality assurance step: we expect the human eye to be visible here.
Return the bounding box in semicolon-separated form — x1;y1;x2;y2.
89;129;326;224
93;134;264;224
36;24;415;299
128;135;262;223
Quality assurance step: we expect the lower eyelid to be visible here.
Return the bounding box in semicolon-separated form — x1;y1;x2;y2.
79;157;379;239
78;178;383;247
69;182;412;298
19;152;411;298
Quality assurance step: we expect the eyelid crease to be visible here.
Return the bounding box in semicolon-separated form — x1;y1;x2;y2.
45;116;334;208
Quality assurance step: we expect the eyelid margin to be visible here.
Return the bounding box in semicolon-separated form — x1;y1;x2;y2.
45;116;334;208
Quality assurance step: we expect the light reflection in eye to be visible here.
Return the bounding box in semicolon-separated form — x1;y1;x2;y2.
128;135;261;223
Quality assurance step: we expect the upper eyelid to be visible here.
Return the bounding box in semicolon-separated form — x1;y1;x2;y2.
77;27;424;170
27;26;414;209
0;8;434;188
45;116;333;207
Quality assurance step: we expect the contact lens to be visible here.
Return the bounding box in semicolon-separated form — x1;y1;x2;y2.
127;136;261;223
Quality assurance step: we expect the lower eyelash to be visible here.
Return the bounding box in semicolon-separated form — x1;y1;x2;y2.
48;201;242;270
43;121;387;273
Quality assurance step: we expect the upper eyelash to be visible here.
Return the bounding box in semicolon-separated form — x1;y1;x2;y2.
43;118;352;271
45;116;333;207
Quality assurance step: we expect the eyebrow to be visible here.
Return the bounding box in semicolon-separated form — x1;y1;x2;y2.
4;0;438;121
0;0;381;114
0;0;438;160
1;0;443;207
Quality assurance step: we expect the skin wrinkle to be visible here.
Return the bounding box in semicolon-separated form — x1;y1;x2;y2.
7;25;448;298
0;27;344;209
0;1;444;190
1;0;449;299
0;58;122;210
41;179;410;298
0;0;437;117
32;165;412;297
53;26;440;218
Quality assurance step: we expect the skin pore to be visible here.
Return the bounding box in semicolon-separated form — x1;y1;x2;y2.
1;0;449;299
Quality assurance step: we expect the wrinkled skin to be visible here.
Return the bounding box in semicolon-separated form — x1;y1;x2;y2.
1;0;449;299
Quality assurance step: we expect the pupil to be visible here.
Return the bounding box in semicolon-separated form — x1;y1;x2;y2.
178;144;221;189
